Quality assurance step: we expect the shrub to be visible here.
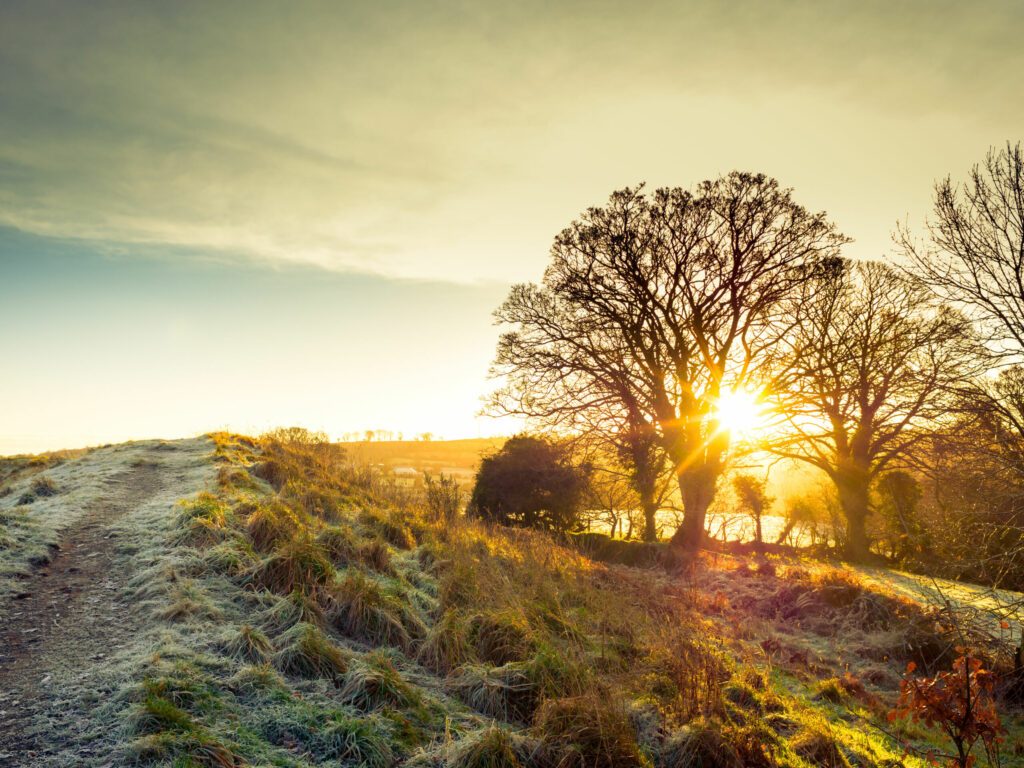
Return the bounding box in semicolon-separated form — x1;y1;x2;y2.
272;622;349;680
532;694;648;768
468;435;589;534
889;654;1004;768
424;472;462;522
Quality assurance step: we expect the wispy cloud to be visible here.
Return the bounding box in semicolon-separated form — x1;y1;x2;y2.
1;0;1022;282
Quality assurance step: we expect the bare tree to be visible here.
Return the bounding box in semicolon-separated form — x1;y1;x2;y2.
900;142;1024;359
771;259;982;560
492;174;847;550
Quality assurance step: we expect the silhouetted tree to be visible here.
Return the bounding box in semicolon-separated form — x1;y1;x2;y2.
732;473;772;546
900;142;1024;359
468;436;589;533
771;259;981;561
492;175;847;551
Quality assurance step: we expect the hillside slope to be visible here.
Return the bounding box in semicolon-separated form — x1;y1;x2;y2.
0;434;1021;767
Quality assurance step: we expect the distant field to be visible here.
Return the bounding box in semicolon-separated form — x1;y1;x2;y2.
339;437;505;474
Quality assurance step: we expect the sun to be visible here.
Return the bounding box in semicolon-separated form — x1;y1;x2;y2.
713;388;768;437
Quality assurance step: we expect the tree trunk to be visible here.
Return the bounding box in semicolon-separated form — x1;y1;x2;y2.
754;513;763;547
775;519;796;546
669;466;718;551
642;500;659;543
834;465;871;561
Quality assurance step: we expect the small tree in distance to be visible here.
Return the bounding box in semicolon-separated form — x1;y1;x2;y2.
732;473;773;547
468;436;589;534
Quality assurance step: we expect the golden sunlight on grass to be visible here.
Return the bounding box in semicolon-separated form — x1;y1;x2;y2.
713;388;768;438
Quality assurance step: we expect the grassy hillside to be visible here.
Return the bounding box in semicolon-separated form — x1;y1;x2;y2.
3;434;1022;767
98;433;1021;767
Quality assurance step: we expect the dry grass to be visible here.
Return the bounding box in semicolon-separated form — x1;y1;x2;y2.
532;694;650;768
147;431;1007;768
324;568;424;650
272;621;349;680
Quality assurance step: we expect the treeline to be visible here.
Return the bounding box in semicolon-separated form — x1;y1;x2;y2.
478;143;1024;589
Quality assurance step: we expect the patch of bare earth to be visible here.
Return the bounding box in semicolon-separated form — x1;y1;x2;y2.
0;445;197;765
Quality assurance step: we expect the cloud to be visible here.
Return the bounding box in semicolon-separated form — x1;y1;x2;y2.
1;0;1022;282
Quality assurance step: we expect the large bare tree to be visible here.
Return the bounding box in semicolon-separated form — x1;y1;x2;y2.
771;259;981;560
491;174;847;550
900;142;1024;359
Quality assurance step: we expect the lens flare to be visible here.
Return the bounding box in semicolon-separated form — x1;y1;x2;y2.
713;388;767;437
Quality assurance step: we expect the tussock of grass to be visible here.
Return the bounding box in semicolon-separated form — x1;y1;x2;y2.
226;664;287;699
203;537;257;576
247;535;335;596
418;609;476;673
445;649;587;726
468;610;535;665
272;622;348;680
314;712;395;766
176;492;232;547
532;694;649;768
260;587;325;632
660;724;742;768
317;523;358;563
30;474;58;497
447;662;538;723
222;624;272;664
282;479;347;522
129;693;196;735
128;730;242;767
444;723;527;768
361;508;417;549
789;724;852;768
339;651;424;712
358;537;397;574
325;568;424;649
245;500;305;553
161;582;223;622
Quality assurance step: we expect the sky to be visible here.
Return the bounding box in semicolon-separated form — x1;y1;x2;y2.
1;0;1022;454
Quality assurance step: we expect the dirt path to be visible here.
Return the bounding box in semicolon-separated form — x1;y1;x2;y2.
0;440;212;766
